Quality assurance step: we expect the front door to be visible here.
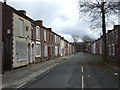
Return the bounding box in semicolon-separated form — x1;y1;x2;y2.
32;44;35;63
48;47;51;59
28;44;31;64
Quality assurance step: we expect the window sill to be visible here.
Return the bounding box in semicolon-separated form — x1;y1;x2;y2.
17;59;27;62
19;36;25;38
35;55;41;57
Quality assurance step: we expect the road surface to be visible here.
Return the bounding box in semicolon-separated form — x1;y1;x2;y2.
21;53;119;88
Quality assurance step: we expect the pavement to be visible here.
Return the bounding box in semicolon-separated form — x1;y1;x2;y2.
2;55;74;89
89;53;119;71
18;52;119;88
1;52;119;89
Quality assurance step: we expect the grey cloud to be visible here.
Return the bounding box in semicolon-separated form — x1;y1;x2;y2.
58;14;69;21
8;2;64;26
8;1;98;41
54;20;97;40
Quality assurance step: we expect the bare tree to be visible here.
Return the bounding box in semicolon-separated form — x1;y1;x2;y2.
71;34;80;53
78;0;119;61
71;34;80;43
81;35;94;52
81;35;94;42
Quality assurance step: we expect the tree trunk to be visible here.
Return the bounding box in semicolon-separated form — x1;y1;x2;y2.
101;2;107;61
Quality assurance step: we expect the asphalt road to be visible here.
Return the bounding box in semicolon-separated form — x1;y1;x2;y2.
21;53;119;88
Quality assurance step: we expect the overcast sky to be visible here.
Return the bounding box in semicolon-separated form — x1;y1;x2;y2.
0;0;117;42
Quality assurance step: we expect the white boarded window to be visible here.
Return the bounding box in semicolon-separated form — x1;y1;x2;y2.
36;26;40;40
55;46;58;56
109;45;111;56
16;40;27;60
55;35;57;43
44;45;48;57
44;31;47;41
35;44;41;57
112;44;115;55
19;19;24;36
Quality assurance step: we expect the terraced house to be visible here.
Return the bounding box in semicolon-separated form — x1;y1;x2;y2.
87;25;120;61
2;3;36;71
1;2;74;72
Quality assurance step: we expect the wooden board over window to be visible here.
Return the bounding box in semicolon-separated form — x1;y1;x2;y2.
16;40;27;60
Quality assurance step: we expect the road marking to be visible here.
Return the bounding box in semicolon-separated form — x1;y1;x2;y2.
114;73;118;76
81;66;84;73
82;76;84;89
87;75;90;77
29;74;35;76
16;82;27;89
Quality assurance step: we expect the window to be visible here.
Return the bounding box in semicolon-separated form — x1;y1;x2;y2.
108;45;111;56
44;45;48;57
55;46;58;56
112;44;115;55
115;30;118;41
62;49;64;54
52;34;54;42
55;35;57;43
49;33;51;41
16;40;27;60
36;26;40;40
35;44;41;57
44;31;47;41
19;19;24;36
112;32;114;42
51;46;54;55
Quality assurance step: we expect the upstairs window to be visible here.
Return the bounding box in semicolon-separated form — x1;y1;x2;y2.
115;30;118;41
19;19;24;36
44;45;48;57
49;33;51;41
55;35;57;43
36;26;40;40
44;31;47;41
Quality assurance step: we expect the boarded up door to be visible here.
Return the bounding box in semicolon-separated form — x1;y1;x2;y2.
48;47;51;59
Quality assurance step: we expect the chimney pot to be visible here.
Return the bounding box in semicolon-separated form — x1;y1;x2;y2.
18;10;26;15
35;20;43;26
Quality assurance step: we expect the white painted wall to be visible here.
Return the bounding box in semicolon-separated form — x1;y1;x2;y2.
44;45;48;57
60;39;65;56
55;46;58;56
35;41;41;57
93;42;96;54
12;13;33;68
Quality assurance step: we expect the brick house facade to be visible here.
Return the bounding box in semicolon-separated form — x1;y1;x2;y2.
1;2;75;72
87;25;120;61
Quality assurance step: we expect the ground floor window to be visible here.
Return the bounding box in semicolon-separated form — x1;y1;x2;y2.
55;46;59;56
108;45;111;56
112;44;115;55
16;40;27;60
51;46;54;55
35;44;41;57
44;45;48;57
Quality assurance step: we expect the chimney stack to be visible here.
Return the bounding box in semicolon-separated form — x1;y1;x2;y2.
114;25;120;30
18;10;26;15
47;28;52;32
4;0;7;4
35;20;43;26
